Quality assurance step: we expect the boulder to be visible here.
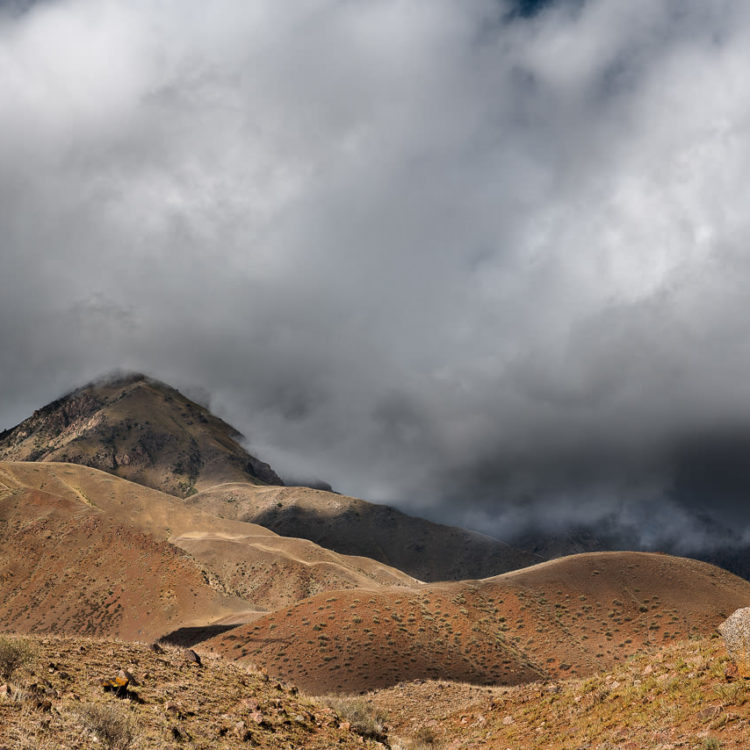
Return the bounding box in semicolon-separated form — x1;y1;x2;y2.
718;607;750;678
183;649;202;667
118;668;137;686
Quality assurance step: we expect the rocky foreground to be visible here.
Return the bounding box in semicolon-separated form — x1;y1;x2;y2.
0;635;388;749
1;632;749;749
339;635;750;749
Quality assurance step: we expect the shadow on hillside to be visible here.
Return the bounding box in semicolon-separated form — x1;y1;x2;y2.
160;624;241;647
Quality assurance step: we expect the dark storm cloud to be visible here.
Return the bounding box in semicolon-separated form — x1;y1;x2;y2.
3;0;750;550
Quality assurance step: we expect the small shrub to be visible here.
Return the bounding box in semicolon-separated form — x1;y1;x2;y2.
77;703;136;749
411;725;440;747
327;698;388;742
0;636;35;683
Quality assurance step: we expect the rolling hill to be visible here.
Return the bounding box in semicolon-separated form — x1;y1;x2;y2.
0;461;416;641
204;551;750;694
189;482;540;582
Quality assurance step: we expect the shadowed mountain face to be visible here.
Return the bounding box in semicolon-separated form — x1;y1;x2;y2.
190;483;540;583
0;373;282;497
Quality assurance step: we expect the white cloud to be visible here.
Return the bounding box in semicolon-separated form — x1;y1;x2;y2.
3;0;750;540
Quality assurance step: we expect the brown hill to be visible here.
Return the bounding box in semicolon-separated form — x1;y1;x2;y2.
190;483;540;582
0;468;248;642
203;551;750;694
0;374;538;582
0;634;387;749
0;373;282;498
0;461;416;641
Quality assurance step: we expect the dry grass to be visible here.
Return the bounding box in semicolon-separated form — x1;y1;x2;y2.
0;635;35;682
365;636;750;749
76;703;137;749
324;697;389;741
0;634;387;749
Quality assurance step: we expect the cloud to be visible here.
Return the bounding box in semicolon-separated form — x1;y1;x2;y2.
2;0;750;548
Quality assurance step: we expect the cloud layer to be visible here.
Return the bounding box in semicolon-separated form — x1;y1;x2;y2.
3;0;750;547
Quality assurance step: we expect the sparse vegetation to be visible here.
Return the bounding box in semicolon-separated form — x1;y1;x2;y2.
0;635;35;682
409;726;441;748
76;703;136;750
362;636;749;749
325;697;389;742
0;636;387;749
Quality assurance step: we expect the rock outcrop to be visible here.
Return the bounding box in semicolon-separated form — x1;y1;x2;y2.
718;607;750;678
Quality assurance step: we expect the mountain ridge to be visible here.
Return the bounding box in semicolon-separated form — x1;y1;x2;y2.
0;373;539;582
0;372;282;497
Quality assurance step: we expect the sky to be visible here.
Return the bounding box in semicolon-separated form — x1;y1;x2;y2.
2;0;750;550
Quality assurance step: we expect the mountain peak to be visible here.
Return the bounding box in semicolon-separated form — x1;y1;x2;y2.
0;373;283;496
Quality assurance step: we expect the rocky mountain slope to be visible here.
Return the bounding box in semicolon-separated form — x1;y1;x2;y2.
0;373;282;498
3;632;747;749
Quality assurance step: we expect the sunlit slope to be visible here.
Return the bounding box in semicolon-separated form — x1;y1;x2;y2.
0;472;247;641
1;373;539;582
0;462;417;639
204;551;750;694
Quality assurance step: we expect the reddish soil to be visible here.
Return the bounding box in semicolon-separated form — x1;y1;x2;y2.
0;461;415;642
0;486;244;641
205;552;750;694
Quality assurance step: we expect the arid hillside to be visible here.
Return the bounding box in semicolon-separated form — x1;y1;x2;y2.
190;482;539;582
0;373;539;582
0;373;282;497
0;476;247;642
205;551;750;694
2;632;747;750
353;635;750;749
0;461;416;641
0;634;387;749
